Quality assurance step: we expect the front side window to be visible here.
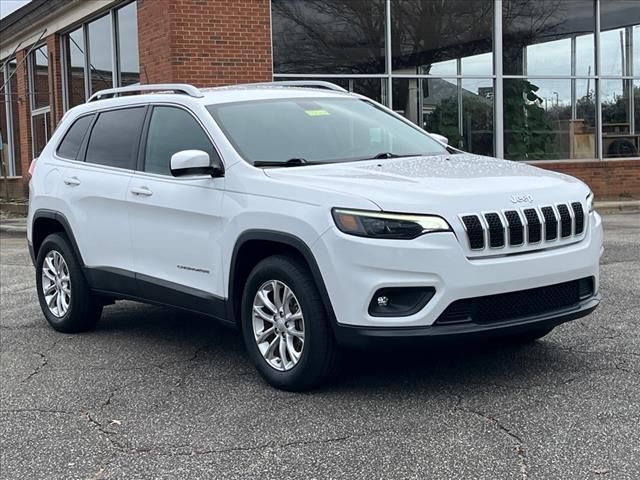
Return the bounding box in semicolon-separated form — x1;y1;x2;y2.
144;106;218;175
207;98;448;165
85;107;145;169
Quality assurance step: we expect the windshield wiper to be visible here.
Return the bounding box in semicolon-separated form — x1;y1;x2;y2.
368;152;422;160
253;158;311;168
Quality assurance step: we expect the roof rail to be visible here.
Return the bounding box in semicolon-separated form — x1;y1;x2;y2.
231;80;348;92
88;83;204;102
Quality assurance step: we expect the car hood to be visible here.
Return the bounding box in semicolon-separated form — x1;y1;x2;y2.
263;153;588;213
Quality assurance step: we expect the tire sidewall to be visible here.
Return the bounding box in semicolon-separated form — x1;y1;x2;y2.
241;257;329;390
36;235;77;329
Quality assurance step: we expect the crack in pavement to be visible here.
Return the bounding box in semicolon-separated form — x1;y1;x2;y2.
451;394;529;480
89;429;388;458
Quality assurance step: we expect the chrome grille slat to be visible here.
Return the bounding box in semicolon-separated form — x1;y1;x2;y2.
460;200;586;252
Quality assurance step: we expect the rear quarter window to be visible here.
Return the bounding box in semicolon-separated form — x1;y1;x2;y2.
56;115;94;160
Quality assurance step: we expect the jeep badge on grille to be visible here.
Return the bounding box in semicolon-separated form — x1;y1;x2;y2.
510;194;533;204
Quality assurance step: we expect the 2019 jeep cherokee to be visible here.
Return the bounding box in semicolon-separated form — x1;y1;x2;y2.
28;82;602;390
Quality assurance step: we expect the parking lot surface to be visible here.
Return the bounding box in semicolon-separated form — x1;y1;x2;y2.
1;213;639;479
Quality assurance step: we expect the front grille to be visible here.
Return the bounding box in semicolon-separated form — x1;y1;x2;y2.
460;202;586;252
435;277;594;325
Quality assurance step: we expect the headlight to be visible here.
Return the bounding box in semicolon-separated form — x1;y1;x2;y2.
586;191;594;214
332;208;451;239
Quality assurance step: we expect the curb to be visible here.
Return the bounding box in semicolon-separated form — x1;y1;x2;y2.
594;200;640;214
0;225;27;234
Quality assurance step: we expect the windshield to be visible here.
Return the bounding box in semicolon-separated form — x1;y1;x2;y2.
206;97;448;165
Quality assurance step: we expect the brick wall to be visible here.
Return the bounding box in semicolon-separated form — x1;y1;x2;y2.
137;0;272;86
532;159;640;200
15;49;31;198
47;34;65;126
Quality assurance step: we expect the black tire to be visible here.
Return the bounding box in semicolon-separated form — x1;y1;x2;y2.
240;254;339;391
35;233;103;333
501;326;555;345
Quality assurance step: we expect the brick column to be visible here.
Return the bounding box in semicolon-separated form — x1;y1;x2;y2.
47;34;65;126
15;49;32;196
137;0;272;87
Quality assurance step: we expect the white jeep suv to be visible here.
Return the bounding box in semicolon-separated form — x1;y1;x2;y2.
28;82;602;391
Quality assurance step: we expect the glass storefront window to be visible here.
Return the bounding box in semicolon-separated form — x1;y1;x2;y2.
88;14;114;94
32;112;50;157
503;0;595;76
391;0;493;76
31;45;50;110
601;79;638;158
503;78;595;161
65;27;87;108
117;2;140;86
393;78;494;156
272;0;386;74
600;0;640;76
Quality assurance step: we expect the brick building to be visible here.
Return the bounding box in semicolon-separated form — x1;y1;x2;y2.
1;0;639;200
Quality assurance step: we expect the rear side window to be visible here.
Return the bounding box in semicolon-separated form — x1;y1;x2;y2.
85;107;146;169
144;106;219;175
57;115;93;160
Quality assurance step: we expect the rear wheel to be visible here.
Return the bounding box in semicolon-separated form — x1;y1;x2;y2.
241;255;339;391
36;233;103;333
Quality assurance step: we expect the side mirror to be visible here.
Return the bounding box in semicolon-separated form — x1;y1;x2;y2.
430;133;449;145
170;150;223;177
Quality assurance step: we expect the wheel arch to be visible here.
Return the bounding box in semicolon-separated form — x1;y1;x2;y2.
32;210;85;267
228;230;338;332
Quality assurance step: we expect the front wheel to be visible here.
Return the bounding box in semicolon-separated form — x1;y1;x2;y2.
240;255;339;391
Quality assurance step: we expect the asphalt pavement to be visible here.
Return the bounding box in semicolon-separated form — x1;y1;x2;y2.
1;213;639;479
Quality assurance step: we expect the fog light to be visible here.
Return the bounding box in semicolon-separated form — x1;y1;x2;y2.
377;296;389;307
368;287;436;317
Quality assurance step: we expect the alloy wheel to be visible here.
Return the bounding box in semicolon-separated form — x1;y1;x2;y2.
252;280;305;371
41;250;71;318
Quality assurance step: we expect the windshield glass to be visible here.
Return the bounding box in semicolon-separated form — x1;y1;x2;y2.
206;97;448;165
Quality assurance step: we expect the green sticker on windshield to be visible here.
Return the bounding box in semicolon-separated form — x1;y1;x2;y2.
305;109;331;117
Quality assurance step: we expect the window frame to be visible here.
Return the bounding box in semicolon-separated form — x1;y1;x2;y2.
136;103;225;178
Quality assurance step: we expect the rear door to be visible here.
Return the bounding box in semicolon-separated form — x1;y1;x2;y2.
62;105;146;279
127;104;226;311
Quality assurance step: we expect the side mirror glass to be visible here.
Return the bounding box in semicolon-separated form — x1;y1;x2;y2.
170;150;222;177
430;133;449;145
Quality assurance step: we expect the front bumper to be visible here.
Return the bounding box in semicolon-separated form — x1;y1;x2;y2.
312;212;602;330
334;294;599;348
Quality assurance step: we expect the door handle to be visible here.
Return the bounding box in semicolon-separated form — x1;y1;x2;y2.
63;176;81;186
130;186;153;197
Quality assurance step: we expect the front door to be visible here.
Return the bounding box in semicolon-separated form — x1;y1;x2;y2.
127;105;226;314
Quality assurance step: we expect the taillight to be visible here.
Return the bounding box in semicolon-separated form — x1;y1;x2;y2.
28;158;37;177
